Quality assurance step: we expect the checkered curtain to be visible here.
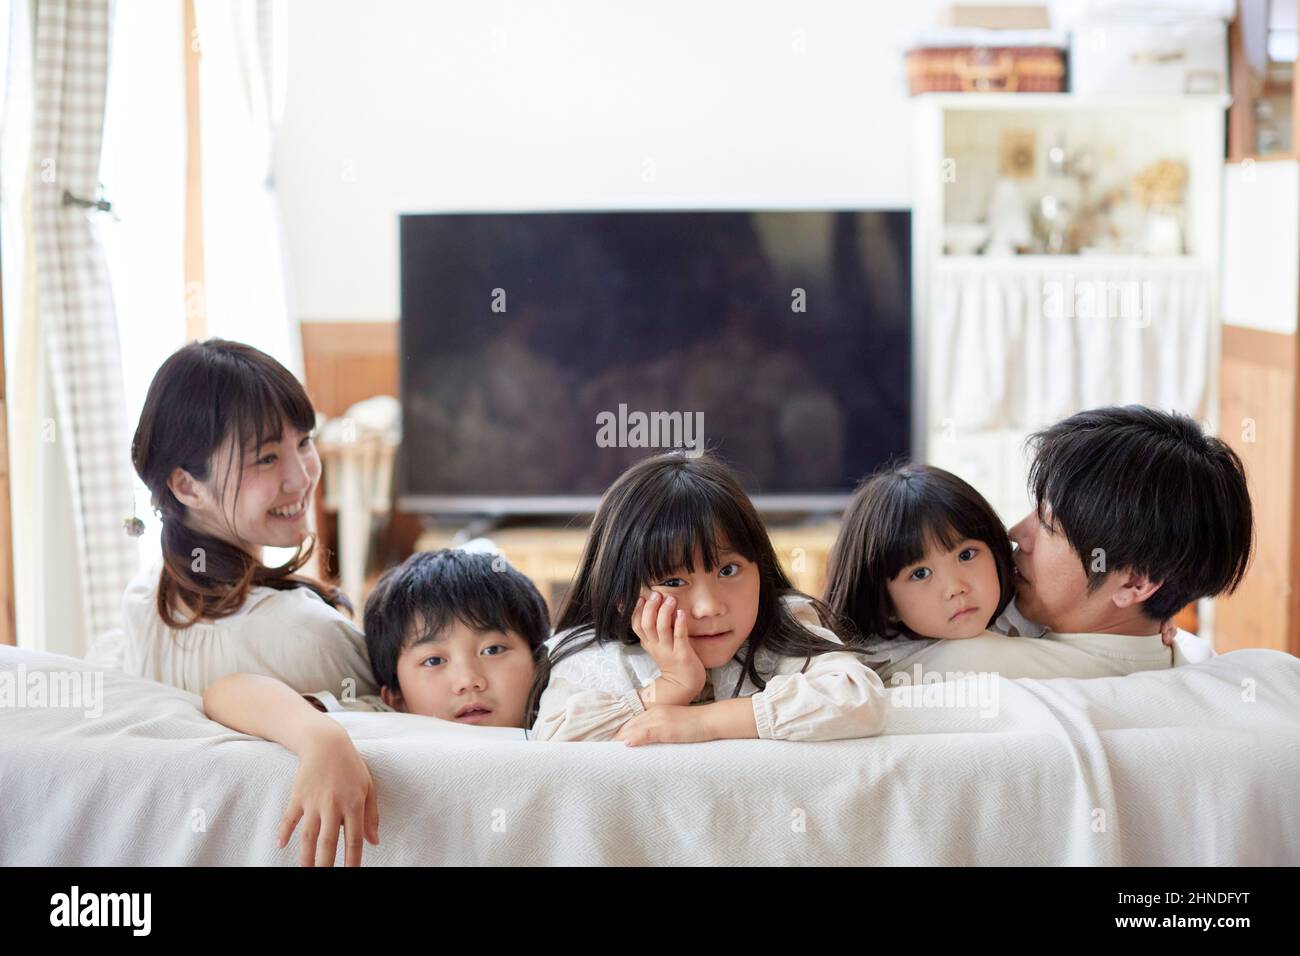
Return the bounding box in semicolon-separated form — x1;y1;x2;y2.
31;0;138;643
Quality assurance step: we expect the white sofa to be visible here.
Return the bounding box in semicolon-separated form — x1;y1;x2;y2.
2;644;1298;865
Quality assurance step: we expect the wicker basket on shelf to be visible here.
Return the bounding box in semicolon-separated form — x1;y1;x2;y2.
905;46;1065;94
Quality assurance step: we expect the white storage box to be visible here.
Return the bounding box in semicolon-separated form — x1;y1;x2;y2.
1070;18;1228;95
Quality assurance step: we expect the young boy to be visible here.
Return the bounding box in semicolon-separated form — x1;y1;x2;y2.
202;548;551;867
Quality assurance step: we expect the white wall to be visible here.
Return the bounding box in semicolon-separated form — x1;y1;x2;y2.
275;0;970;321
1222;160;1300;333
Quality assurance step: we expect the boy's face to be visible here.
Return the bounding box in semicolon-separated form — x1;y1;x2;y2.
381;619;537;728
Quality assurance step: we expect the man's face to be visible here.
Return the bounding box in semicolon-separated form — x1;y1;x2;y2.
1008;502;1166;634
1008;504;1112;633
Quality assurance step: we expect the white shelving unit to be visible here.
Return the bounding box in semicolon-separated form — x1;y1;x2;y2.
910;93;1231;526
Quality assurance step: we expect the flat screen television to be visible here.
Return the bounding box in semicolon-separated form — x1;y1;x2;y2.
398;209;911;515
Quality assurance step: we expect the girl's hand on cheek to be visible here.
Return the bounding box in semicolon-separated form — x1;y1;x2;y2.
615;704;711;746
629;593;706;701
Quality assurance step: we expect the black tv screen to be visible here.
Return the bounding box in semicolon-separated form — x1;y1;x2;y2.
399;210;911;513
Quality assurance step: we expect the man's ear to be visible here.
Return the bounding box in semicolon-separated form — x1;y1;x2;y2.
167;467;206;510
379;684;404;712
1110;571;1164;610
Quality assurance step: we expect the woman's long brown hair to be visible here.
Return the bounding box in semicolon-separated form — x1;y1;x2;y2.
132;338;349;628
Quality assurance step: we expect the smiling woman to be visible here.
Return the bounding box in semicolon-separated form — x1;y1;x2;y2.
118;339;377;700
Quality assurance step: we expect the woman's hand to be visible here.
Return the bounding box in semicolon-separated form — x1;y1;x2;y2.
630;593;706;706
1160;618;1177;648
615;704;713;746
277;726;380;867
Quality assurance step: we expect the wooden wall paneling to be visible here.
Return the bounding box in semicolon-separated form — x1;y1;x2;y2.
1217;325;1299;652
300;321;400;416
299;321;421;591
1228;8;1256;163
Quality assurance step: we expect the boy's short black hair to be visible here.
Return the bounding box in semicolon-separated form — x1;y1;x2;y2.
362;549;551;692
1026;405;1254;622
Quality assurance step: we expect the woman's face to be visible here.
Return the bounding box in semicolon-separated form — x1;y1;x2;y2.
640;540;761;670
180;426;321;555
885;535;1002;639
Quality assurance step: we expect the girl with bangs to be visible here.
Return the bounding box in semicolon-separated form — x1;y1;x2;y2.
120;339;377;699
822;463;1019;668
530;451;888;745
822;447;1188;680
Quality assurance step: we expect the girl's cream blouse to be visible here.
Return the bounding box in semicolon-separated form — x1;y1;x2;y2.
531;596;888;742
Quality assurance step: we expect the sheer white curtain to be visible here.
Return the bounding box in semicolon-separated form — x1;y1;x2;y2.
102;0;298;579
3;0;89;657
100;0;186;577
0;0;58;651
194;0;300;376
3;0;300;652
926;258;1215;524
929;259;1214;433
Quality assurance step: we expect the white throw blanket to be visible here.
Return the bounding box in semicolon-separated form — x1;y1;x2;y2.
2;645;1298;865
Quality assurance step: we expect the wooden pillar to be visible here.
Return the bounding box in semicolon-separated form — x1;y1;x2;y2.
0;255;15;645
1218;323;1300;652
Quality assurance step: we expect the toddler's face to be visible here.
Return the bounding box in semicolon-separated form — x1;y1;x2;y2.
885;536;1001;639
382;619;536;728
640;542;760;670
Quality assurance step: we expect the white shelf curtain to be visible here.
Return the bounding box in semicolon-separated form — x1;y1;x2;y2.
929;259;1214;434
